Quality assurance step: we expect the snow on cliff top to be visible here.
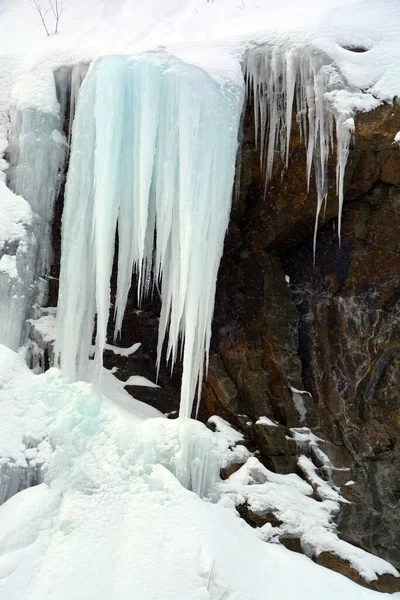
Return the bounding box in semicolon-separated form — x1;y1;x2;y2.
0;0;399;108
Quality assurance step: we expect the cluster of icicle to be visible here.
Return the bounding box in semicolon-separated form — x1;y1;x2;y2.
56;47;356;421
245;45;355;256
55;53;243;420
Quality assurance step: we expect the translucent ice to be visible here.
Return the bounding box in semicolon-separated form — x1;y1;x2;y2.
245;45;356;257
1;100;66;350
7;106;67;276
55;53;244;419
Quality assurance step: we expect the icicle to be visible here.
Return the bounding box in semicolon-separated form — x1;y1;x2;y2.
245;46;355;259
54;63;88;146
55;53;244;419
55;65;97;382
335;115;355;244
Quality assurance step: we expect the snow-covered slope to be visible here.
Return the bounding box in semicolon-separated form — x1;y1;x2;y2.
0;344;398;600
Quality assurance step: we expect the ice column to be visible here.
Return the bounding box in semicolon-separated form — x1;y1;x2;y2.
55;53;244;419
245;46;355;256
1;84;67;349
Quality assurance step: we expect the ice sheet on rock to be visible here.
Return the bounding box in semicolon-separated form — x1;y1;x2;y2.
7;101;67;274
1;97;66;350
54;63;90;145
245;45;363;257
55;53;244;420
0;63;88;353
0;179;34;349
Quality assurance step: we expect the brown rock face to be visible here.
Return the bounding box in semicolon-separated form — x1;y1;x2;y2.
202;100;400;580
315;552;400;593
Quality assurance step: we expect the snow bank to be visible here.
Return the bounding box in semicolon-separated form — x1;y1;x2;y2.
0;344;396;599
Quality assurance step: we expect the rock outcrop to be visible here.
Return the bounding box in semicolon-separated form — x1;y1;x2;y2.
202;99;400;584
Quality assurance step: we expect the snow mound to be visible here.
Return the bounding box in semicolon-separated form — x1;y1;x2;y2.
0;344;396;600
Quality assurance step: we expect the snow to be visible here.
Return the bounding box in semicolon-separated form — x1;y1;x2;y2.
104;343;141;357
0;254;17;279
0;344;397;599
122;375;160;389
290;386;312;397
208;415;245;444
288;427;325;444
394;131;400;144
220;456;398;584
256;416;278;427
28;308;57;343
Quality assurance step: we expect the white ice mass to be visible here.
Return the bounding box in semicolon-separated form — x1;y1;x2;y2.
55;53;243;420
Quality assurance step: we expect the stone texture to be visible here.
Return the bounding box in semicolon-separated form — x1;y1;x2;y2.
199;99;400;585
315;552;400;594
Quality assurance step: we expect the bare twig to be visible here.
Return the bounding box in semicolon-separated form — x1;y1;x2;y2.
30;0;50;36
207;559;216;591
49;0;65;34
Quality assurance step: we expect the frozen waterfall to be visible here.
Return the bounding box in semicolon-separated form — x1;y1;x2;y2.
55;53;244;420
1;104;66;350
55;48;357;420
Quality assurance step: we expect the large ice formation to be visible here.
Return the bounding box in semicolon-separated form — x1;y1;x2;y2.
56;48;363;420
55;53;244;419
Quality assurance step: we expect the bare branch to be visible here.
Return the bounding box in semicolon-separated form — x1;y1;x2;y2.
30;0;50;36
48;0;64;34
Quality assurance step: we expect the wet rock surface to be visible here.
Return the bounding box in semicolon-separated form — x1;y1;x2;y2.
201;99;400;585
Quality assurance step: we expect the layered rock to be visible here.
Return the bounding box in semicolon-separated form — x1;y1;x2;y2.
203;99;400;583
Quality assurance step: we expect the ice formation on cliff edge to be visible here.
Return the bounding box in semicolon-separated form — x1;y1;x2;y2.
55;53;244;420
54;44;383;421
245;44;380;256
0;64;92;355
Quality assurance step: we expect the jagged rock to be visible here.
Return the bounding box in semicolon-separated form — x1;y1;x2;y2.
280;536;303;554
315;552;400;593
201;99;400;573
248;423;298;474
236;504;283;529
220;462;245;480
